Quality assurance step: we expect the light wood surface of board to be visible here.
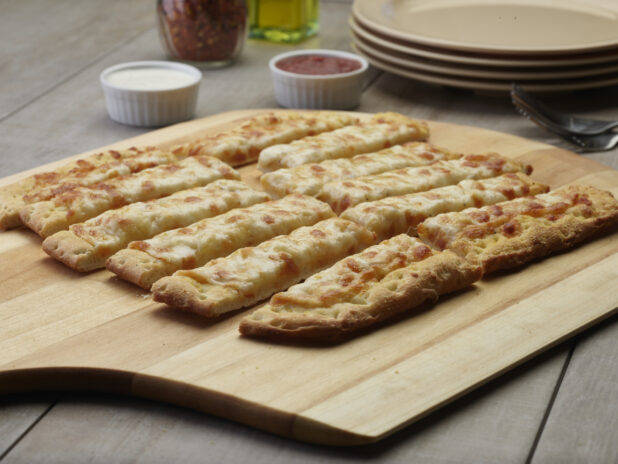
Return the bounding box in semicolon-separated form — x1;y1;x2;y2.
1;110;616;445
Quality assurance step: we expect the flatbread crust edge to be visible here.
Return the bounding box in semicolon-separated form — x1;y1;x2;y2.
42;231;102;272
0;186;25;230
106;249;175;290
238;251;481;342
152;277;227;315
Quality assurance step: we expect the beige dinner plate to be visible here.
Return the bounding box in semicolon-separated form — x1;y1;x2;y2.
353;44;618;93
352;30;618;81
353;0;618;55
350;15;618;68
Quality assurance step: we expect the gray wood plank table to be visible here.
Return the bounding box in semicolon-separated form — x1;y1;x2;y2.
1;1;617;462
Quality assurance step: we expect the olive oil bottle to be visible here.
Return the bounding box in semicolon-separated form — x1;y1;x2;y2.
249;0;319;43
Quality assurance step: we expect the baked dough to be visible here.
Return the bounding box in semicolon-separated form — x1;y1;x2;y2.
260;142;461;198
20;156;238;238
152;218;376;316
171;111;358;166
318;153;532;214
106;194;335;290
257;112;430;172
239;235;481;341
42;180;270;272
341;173;548;241
417;184;618;274
0;146;181;230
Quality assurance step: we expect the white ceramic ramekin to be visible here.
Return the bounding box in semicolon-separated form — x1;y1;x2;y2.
269;49;369;110
100;61;202;127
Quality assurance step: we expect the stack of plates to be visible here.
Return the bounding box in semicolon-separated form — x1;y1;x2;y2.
351;0;618;93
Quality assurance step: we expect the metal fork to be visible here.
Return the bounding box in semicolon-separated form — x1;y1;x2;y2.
515;105;618;151
511;83;618;135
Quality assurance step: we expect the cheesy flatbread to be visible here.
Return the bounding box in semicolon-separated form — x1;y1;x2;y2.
318;153;532;214
0;146;181;230
417;185;618;274
106;194;335;290
171;111;358;166
239;235;481;341
257;112;430;172
152;218;376;316
42;180;270;272
260;142;461;198
341;173;548;241
20;156;238;238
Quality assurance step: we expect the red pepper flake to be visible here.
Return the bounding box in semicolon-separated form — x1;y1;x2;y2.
158;0;247;62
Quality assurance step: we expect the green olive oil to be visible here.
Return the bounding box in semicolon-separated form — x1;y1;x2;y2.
249;0;319;43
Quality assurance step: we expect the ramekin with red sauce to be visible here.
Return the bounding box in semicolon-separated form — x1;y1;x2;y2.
269;49;368;110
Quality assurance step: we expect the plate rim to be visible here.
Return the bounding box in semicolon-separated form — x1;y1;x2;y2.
352;30;618;80
353;0;618;55
354;44;618;93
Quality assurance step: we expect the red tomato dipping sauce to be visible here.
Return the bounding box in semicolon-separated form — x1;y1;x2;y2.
275;55;363;75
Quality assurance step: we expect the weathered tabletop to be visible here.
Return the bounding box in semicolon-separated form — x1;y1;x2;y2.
1;0;617;462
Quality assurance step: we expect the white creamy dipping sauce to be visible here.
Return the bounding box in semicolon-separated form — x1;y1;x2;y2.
106;67;197;90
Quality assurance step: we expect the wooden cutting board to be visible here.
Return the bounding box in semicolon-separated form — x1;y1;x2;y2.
1;110;617;446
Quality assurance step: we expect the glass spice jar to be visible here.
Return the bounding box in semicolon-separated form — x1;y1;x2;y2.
157;0;248;68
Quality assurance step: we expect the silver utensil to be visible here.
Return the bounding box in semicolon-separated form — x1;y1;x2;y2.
515;105;618;151
511;83;618;135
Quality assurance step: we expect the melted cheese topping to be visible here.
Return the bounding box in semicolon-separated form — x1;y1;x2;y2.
247;235;433;319
155;218;375;315
417;185;605;250
129;194;335;268
22;147;181;204
171;112;357;167
1;146;179;229
20;156;239;236
318;153;530;214
257;112;429;172
70;180;270;257
260;142;461;198
341;173;548;241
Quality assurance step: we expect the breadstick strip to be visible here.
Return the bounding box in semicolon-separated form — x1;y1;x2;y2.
318;153;532;214
20;156;238;238
42;180;269;272
172;111;358;166
257;112;429;172
260;142;461;198
107;194;335;290
152;218;376;316
341;173;548;241
239;235;481;341
0;146;181;230
417;185;618;274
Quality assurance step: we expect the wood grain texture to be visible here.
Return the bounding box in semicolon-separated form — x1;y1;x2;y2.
0;393;57;456
1;0;618;459
530;320;618;464
0;0;153;124
0;110;616;445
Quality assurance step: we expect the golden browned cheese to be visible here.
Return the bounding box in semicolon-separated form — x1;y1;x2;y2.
260;142;461;198
152;218;376;317
239;235;481;341
171;111;358;166
257;112;430;172
20;156;239;237
318;153;532;214
0;146;182;230
42;180;270;272
106;194;335;290
341;173;548;241
417;184;618;274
